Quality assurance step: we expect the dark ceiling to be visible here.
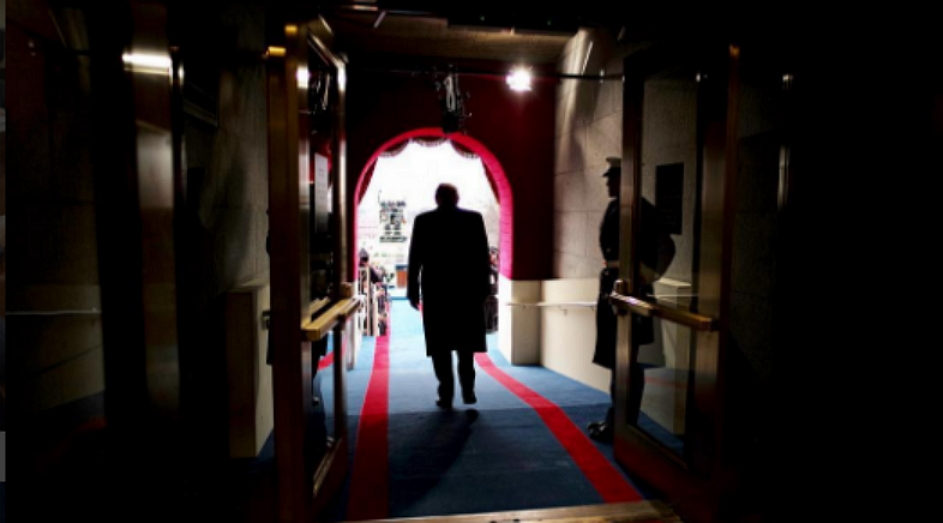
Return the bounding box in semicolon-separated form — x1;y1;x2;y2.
315;1;635;70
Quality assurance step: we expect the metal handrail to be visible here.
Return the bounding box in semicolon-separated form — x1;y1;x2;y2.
6;309;101;316
609;291;717;331
536;301;596;308
505;301;597;308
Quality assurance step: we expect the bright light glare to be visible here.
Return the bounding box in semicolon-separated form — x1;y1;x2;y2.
358;140;500;271
122;53;172;75
506;68;532;92
296;66;309;89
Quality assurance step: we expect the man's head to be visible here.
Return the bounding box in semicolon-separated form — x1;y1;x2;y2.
435;183;460;208
603;157;621;199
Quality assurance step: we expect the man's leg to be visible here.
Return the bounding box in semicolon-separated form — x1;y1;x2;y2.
431;351;454;407
589;268;616;437
457;350;476;404
606;370;615;426
590;370;615;442
627;361;647;425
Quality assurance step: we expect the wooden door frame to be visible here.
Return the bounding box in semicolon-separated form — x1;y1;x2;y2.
266;14;315;522
307;16;353;518
266;10;352;522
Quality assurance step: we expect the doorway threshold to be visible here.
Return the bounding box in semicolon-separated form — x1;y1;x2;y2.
349;501;682;523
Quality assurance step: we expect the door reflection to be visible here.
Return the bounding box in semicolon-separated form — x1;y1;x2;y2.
629;65;700;456
313;333;335;461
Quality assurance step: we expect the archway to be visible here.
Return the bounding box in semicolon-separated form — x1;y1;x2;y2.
352;128;514;281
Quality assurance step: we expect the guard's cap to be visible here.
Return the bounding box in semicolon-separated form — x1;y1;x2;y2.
602;156;621;177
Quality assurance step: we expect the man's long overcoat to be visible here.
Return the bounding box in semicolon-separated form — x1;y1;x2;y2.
407;206;491;355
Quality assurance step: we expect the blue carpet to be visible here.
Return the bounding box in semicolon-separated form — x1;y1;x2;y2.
387;408;604;517
321;300;661;521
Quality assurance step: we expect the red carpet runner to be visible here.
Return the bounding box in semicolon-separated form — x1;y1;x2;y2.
345;323;391;520
475;353;643;503
344;321;641;520
318;351;334;371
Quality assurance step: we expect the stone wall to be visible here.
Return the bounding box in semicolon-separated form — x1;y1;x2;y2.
553;29;649;277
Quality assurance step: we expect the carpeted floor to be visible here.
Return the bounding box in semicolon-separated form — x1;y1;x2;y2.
320;299;662;521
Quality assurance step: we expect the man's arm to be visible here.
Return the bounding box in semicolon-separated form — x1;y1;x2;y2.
406;216;423;309
474;213;491;302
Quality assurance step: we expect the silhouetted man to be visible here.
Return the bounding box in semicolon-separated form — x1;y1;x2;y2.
588;158;675;442
407;183;491;408
588;158;623;441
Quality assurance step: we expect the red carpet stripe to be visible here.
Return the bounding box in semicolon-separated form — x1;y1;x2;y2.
318;351;334;371
475;353;643;503
345;323;391;521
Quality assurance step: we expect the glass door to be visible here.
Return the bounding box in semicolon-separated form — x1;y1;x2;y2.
634;62;700;455
612;36;789;523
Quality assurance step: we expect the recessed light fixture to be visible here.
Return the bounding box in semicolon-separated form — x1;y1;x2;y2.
506;67;532;92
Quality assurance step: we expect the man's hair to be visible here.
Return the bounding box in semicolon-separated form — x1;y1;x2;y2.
435;183;460;207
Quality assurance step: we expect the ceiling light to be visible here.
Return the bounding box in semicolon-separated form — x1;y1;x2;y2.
506;67;532;92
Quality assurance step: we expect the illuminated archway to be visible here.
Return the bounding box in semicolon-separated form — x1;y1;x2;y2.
353;128;514;279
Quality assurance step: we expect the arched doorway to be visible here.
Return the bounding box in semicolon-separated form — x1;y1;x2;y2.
353;128;513;280
352;129;513;345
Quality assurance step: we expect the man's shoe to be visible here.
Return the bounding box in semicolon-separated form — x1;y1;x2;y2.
436;398;452;409
588;423;614;443
462;392;477;405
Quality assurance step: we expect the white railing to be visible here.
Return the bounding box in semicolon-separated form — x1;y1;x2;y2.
504;301;596;309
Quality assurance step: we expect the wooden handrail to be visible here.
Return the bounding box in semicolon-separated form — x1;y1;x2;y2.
305;297;331;320
301;297;363;341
